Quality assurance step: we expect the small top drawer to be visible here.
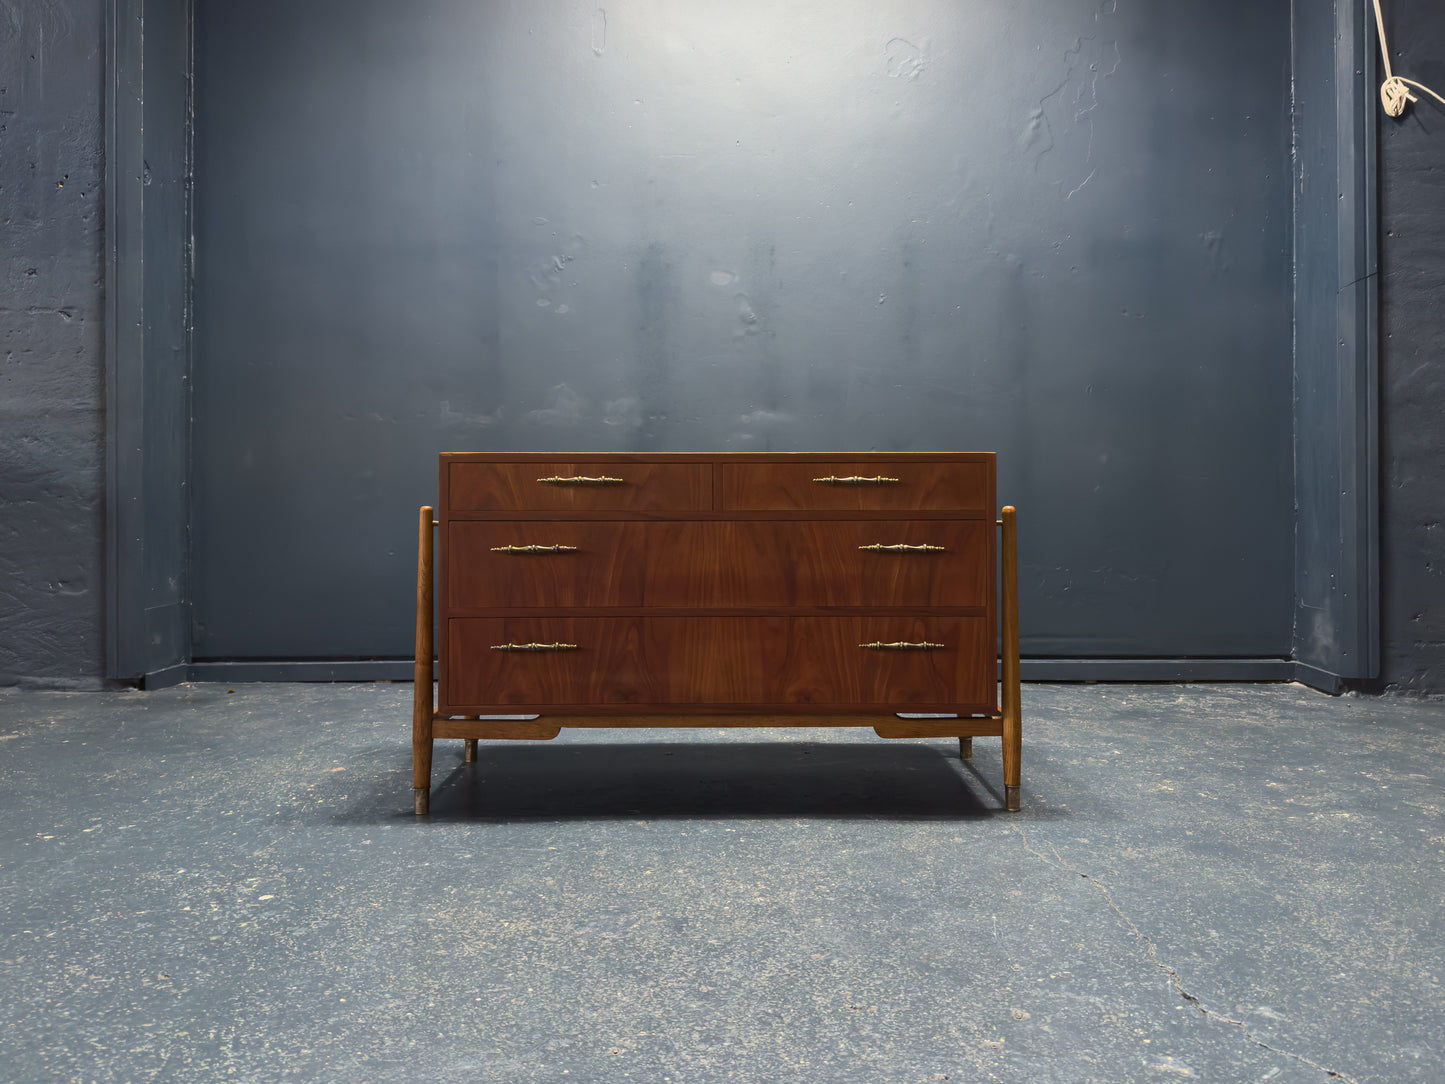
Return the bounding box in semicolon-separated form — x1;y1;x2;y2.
447;460;712;512
721;459;990;513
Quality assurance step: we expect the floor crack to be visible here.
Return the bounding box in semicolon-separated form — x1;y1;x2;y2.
1009;823;1358;1083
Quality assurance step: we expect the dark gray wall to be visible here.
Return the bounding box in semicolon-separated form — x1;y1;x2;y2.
191;0;1296;663
0;0;109;688
4;1;1442;693
1290;0;1378;683
106;0;192;681
1377;2;1445;694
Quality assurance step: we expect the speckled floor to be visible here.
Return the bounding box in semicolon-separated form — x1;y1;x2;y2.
0;682;1441;1083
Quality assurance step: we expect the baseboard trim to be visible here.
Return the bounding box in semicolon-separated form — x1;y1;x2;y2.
1290;661;1346;694
1019;658;1296;682
141;663;191;690
187;660;416;682
172;657;1313;685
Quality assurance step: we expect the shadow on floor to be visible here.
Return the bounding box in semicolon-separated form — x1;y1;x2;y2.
343;741;1009;823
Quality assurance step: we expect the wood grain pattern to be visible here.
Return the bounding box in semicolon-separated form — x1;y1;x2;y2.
432;714;997;735
447;520;989;610
443;616;994;713
1000;505;1021;810
412;506;435;814
721;460;990;512
433;718;561;740
873;718;1004;738
419;451;1020;814
447;461;712;511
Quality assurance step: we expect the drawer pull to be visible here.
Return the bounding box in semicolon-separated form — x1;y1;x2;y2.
489;544;579;554
537;475;625;486
858;543;947;553
859;640;946;651
490;642;579;652
813;475;900;486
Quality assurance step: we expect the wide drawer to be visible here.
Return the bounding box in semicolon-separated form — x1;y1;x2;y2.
447;460;712;511
443;616;994;713
721;460;990;512
447;520;990;610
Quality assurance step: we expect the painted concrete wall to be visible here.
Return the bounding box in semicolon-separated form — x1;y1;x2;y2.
1;0;1443;692
189;0;1298;664
1290;0;1377;683
107;0;193;681
1377;2;1445;694
0;0;109;688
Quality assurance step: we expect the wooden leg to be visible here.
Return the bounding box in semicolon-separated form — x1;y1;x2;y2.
413;506;435;816
1000;505;1021;812
959;737;973;761
464;738;477;763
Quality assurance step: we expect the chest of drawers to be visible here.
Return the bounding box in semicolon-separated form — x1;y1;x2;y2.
411;453;1020;813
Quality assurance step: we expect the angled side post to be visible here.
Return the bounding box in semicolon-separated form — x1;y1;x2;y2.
1000;506;1021;811
413;506;435;815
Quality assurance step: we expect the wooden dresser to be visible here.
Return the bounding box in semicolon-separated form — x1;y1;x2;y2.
412;453;1020;813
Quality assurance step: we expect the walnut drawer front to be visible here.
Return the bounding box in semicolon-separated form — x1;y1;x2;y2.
447;460;712;511
443;616;994;713
447;520;990;610
720;459;990;512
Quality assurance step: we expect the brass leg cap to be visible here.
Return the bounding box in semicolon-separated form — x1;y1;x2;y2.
414;787;430;816
959;737;973;761
1005;785;1021;812
464;739;478;763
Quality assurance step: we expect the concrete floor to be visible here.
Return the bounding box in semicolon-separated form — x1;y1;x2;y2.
0;683;1441;1083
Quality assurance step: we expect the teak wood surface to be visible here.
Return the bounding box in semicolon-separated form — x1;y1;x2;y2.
413;453;1021;815
447;520;990;611
445;615;994;711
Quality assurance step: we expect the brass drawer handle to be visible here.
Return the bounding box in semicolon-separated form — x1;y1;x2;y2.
489;544;579;554
813;475;900;486
490;642;578;652
860;640;946;651
858;543;946;553
537;475;624;486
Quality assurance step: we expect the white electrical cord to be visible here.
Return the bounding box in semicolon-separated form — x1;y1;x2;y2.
1372;0;1445;117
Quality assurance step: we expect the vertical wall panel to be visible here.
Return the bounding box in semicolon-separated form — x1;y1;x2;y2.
1291;0;1379;684
105;0;192;682
1377;0;1445;694
191;0;1296;661
0;0;109;687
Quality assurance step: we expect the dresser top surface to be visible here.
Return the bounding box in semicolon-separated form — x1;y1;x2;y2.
440;451;995;463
